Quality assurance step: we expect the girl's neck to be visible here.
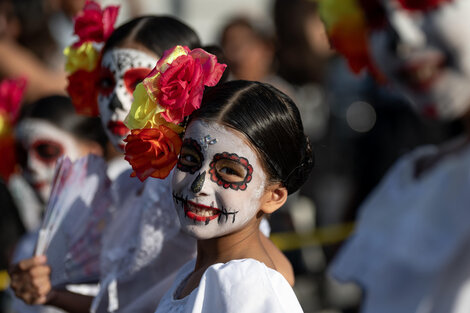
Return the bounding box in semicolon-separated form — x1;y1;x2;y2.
194;218;267;270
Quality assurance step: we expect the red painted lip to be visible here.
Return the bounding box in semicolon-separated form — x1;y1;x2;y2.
107;121;129;137
184;200;220;222
397;54;445;92
32;181;47;190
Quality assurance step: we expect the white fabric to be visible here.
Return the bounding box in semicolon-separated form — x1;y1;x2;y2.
91;170;196;313
155;258;303;313
330;140;470;313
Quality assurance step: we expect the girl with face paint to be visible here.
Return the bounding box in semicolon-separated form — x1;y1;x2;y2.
10;15;293;313
320;0;470;312
155;80;313;313
9;95;107;313
14;96;107;205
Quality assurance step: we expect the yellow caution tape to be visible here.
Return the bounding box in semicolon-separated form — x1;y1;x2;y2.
0;270;10;291
270;222;355;251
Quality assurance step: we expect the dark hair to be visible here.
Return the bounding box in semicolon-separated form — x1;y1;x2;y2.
103;15;201;56
20;95;107;150
192;80;314;194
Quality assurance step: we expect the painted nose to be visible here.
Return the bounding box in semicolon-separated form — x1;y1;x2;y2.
108;94;124;112
191;171;206;193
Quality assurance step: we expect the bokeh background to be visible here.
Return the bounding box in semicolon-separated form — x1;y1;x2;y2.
0;0;463;312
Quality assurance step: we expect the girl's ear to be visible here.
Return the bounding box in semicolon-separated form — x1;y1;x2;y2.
260;182;288;214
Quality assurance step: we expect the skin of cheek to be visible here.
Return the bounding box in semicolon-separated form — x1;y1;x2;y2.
171;120;267;240
370;0;470;120
98;48;158;150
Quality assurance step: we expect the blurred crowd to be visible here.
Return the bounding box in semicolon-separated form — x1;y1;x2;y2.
1;0;468;312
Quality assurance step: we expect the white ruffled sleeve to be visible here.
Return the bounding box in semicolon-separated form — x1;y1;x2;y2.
192;259;303;313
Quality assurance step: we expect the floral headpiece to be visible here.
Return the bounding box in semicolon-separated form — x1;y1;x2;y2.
0;77;27;181
319;0;453;78
64;1;119;116
124;45;227;181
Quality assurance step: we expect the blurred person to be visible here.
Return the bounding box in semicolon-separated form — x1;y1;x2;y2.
0;0;75;103
9;94;106;313
15;95;106;204
220;15;294;96
319;0;470;312
274;0;331;86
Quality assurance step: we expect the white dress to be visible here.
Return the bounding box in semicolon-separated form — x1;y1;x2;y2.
330;140;470;313
91;170;197;313
155;258;304;313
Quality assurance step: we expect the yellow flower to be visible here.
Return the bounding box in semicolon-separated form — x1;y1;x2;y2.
125;83;184;133
124;46;194;132
149;113;183;134
0;114;11;137
64;42;100;74
125;83;164;130
319;0;364;32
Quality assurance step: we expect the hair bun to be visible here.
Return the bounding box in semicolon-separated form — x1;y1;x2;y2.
283;136;314;194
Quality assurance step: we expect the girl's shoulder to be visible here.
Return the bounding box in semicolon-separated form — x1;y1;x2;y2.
199;259;303;313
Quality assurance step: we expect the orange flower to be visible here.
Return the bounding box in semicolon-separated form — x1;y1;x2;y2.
124;126;182;181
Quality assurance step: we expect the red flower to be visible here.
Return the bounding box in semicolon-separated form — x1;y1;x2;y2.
156;47;227;123
74;0;119;46
124;126;182;181
397;0;453;11
0;77;27;124
0;136;17;182
66;67;101;116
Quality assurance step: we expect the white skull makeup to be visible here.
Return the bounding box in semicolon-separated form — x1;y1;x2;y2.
172;120;267;240
15;119;83;203
98;48;157;151
369;0;470;120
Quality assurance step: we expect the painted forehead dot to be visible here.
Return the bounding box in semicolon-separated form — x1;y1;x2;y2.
198;135;217;150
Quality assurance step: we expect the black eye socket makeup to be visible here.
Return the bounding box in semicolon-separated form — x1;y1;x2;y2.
31;140;64;164
209;152;253;191
177;138;204;174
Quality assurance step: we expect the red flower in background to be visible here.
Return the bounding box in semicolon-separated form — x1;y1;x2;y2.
0;77;26;124
0;77;27;181
397;0;453;11
74;0;119;46
66;67;101;116
124;126;182;181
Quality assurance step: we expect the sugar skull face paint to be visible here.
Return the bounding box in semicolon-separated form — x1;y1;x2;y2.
98;48;157;150
15;119;83;203
172;120;267;240
368;0;470;119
